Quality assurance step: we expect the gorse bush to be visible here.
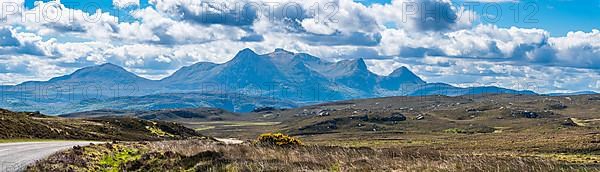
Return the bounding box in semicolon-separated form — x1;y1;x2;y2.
444;128;468;134
256;133;302;146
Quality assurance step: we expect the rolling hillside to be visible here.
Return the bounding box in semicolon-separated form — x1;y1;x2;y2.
61;107;241;122
184;94;600;142
0;109;202;141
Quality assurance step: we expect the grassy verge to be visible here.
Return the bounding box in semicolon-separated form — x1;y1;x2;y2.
27;142;149;172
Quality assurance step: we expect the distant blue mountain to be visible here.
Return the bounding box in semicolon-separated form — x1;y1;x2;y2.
1;48;542;114
545;91;598;96
161;48;434;100
378;66;425;91
20;63;152;86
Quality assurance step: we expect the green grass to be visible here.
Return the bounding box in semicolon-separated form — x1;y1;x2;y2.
99;147;143;172
185;121;281;127
443;128;468;134
194;126;216;131
145;126;175;137
181;121;285;139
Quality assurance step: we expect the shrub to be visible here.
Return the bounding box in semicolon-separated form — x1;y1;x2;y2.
256;133;302;147
443;126;495;134
444;128;468;134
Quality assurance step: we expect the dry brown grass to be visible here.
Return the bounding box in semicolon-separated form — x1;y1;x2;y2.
30;139;595;172
148;139;567;172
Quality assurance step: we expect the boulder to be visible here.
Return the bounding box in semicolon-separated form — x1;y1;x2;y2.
547;103;567;110
512;110;539;118
366;113;406;122
318;110;330;116
589;97;600;101
382;113;407;121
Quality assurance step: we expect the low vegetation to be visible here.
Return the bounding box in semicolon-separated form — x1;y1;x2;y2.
28;142;149;172
443;126;495;134
30;138;588;172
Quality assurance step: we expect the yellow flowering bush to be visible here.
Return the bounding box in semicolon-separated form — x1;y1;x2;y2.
256;133;302;147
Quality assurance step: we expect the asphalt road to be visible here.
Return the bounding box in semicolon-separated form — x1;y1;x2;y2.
0;141;97;172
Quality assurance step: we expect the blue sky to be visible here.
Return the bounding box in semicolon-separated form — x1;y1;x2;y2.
361;0;600;36
21;0;600;36
1;0;599;93
468;0;600;36
27;0;600;36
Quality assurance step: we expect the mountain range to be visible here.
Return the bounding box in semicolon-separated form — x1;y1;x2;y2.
1;48;539;114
